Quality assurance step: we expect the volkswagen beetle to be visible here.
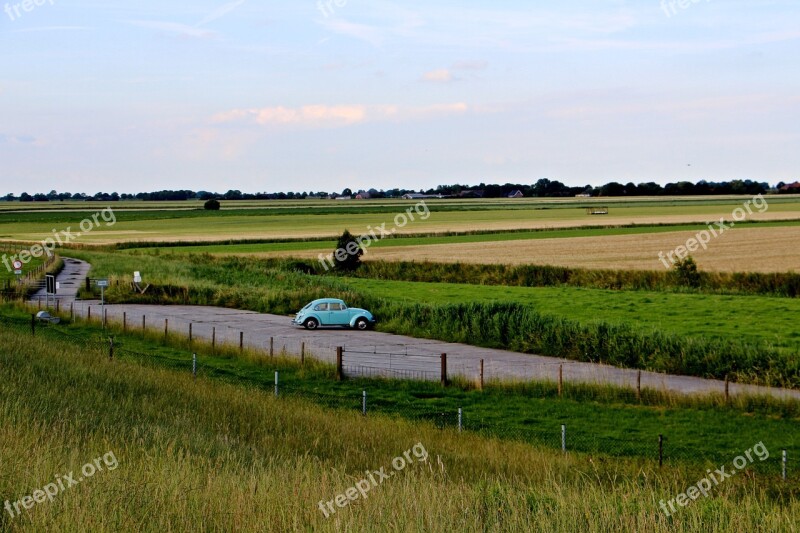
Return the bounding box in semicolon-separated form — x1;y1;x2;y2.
292;298;376;330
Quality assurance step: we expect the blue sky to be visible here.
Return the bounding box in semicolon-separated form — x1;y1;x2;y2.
1;0;798;195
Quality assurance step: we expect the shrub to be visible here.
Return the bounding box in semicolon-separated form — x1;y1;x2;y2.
204;199;221;211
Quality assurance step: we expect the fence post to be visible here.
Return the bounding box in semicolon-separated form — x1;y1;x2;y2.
212;327;216;351
479;359;484;390
561;424;566;453
336;347;343;381
301;342;305;365
725;376;730;404
189;323;192;343
164;319;169;339
270;337;274;357
55;300;60;313
123;312;127;333
109;337;114;360
104;309;108;329
70;302;74;321
458;408;463;432
658;435;664;468
558;364;563;397
240;331;244;352
192;354;197;379
85;277;90;292
783;450;787;481
87;306;91;322
31;314;35;336
274;371;279;397
142;315;146;332
362;390;367;416
637;370;642;401
441;353;448;387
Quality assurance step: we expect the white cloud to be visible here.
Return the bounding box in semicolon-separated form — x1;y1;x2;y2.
212;102;468;128
422;69;453;83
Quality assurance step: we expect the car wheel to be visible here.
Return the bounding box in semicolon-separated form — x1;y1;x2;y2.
355;318;369;330
304;318;319;330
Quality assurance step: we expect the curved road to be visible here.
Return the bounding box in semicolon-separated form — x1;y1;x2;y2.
30;258;800;401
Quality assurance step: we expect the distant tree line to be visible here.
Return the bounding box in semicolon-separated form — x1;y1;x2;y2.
2;178;796;202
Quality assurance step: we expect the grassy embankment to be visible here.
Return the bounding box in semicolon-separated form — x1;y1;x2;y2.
1;314;798;531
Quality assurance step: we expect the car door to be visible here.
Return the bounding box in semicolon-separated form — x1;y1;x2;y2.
327;302;350;326
313;302;329;324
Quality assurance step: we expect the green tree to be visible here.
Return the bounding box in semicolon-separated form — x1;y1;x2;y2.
204;199;221;211
333;230;362;272
672;256;701;288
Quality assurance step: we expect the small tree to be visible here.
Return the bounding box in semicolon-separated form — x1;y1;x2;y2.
204;199;221;211
333;230;362;272
672;256;701;288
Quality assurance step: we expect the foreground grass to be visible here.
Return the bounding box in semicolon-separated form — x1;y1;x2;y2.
1;324;798;531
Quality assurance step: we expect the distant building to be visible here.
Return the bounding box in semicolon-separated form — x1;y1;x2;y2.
507;190;524;198
575;193;592;198
780;181;800;193
355;190;371;199
401;193;442;200
459;190;484;199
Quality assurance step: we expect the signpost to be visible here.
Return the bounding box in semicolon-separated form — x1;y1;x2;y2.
96;279;109;329
45;274;56;309
12;260;22;276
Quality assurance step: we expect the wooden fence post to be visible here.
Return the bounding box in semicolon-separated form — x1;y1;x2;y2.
142;315;146;332
441;353;448;387
240;331;244;352
479;359;484;390
725;376;730;404
637;370;642;401
123;312;127;332
164;319;169;338
658;435;664;468
31;314;35;336
336;347;343;381
212;327;216;351
301;342;305;365
270;337;274;357
87;306;91;322
558;364;563;397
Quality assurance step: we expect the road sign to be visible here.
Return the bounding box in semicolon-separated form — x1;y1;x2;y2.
12;260;22;270
14;270;22;275
46;275;56;295
96;280;109;288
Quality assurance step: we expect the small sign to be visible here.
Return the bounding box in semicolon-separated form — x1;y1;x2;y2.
12;260;22;270
14;270;22;275
96;280;109;287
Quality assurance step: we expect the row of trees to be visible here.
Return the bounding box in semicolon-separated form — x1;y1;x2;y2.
2;179;794;202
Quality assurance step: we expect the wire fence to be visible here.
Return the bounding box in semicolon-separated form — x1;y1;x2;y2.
1;310;797;480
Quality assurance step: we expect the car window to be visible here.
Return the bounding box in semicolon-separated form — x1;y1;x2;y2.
314;303;328;311
329;303;342;311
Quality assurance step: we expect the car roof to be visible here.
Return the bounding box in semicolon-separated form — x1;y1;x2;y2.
309;298;345;305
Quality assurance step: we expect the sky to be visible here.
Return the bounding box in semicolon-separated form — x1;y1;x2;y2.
1;0;799;195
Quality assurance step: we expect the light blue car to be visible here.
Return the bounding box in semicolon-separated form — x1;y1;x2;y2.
292;298;376;330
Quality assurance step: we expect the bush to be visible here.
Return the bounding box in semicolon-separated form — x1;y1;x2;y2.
204;199;221;211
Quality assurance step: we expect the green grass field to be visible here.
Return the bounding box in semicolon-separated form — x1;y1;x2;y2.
1;311;798;531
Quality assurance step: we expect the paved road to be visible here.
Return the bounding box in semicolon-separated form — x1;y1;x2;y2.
30;258;800;401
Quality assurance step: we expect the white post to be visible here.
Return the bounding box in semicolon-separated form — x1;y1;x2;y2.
362;390;367;416
274;371;279;397
783;450;787;481
192;354;197;379
458;408;462;432
561;424;566;454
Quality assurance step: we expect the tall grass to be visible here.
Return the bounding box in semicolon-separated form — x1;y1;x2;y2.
1;324;798;531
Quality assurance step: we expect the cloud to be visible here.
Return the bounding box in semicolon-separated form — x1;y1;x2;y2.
128;20;217;39
213;103;468;128
196;0;246;27
453;60;488;71
0;134;41;146
10;26;90;33
318;19;385;46
422;69;453;83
